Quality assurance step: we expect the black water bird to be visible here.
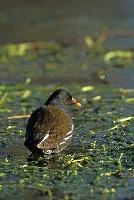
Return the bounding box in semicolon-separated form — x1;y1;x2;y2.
24;89;81;154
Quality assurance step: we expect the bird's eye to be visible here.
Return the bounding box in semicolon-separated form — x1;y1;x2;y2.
66;96;71;100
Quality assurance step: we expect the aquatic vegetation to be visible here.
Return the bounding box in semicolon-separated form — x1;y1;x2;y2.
0;83;134;200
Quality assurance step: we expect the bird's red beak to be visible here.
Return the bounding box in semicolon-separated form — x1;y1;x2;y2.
72;97;81;106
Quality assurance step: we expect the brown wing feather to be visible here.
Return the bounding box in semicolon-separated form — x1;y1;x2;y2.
32;106;55;141
37;105;72;149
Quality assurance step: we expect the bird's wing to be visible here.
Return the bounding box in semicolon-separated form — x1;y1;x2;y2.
25;106;54;140
37;105;73;149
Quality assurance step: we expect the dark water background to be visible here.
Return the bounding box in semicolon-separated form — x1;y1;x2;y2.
0;0;134;47
0;0;134;88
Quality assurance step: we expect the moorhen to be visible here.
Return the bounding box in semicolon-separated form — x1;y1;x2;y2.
24;88;81;154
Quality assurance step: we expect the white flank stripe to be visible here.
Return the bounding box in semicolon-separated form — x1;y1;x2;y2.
59;141;66;145
64;135;72;141
40;133;49;143
66;124;74;135
63;124;74;141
